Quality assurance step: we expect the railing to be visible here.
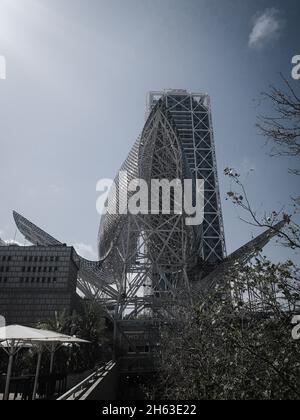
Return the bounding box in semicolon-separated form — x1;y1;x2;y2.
57;361;116;401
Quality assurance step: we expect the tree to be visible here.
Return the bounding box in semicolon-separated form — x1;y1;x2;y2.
153;259;300;400
224;77;300;250
224;167;300;251
36;302;108;373
257;76;300;174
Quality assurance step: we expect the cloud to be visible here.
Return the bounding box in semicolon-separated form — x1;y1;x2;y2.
249;8;285;49
74;243;98;261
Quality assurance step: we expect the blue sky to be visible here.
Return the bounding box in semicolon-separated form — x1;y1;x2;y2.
0;0;299;261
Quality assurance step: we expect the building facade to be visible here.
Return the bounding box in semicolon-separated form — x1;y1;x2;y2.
0;245;79;326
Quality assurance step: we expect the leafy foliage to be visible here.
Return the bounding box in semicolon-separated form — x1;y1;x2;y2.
154;259;300;400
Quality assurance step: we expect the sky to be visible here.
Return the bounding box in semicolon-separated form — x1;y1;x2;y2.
0;0;299;261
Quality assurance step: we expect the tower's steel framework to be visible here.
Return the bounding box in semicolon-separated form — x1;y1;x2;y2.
147;91;226;264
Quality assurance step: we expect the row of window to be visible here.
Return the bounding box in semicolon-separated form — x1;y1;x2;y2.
0;266;59;273
1;256;12;262
19;277;58;284
0;276;58;284
22;266;59;273
23;256;60;263
1;255;60;263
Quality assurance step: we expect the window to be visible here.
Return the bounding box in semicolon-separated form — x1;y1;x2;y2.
24;256;27;262
39;256;43;262
50;256;54;262
19;277;24;283
6;267;9;272
7;256;11;262
55;256;59;262
33;267;36;273
27;267;31;273
4;278;7;283
29;256;33;262
2;256;6;262
22;267;25;272
34;257;38;262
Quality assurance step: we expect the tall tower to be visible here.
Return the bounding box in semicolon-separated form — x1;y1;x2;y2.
147;90;226;264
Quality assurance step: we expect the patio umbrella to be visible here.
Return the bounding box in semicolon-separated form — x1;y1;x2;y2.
0;325;89;400
0;325;51;401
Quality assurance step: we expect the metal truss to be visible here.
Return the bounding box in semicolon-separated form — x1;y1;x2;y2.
195;220;287;293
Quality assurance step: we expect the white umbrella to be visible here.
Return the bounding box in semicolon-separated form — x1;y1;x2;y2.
0;325;65;342
0;325;48;401
0;325;89;400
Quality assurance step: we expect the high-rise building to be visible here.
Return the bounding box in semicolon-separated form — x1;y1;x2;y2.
147;90;226;264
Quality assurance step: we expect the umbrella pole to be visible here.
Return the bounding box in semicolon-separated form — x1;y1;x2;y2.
4;347;14;401
32;348;43;401
49;344;55;374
